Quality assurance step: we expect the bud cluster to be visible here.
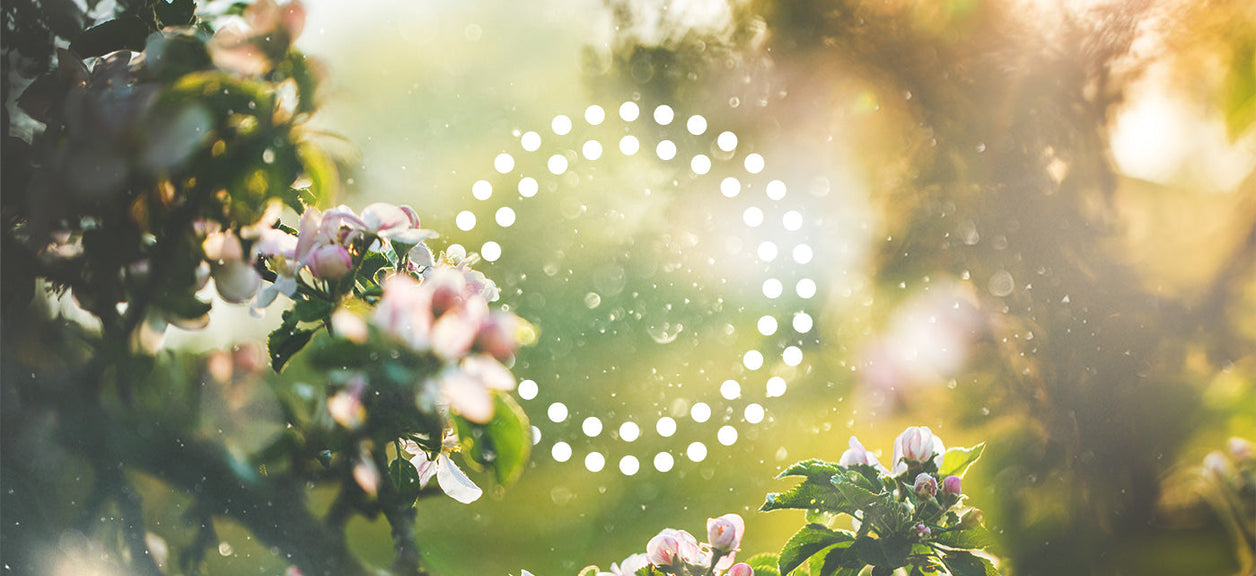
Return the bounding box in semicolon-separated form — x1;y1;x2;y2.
573;514;754;576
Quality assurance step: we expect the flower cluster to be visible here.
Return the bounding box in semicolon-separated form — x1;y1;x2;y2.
764;427;999;576
564;514;754;576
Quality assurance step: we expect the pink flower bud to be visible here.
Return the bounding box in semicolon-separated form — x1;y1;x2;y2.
914;524;931;539
308;244;353;280
913;473;938;498
646;529;700;568
707;513;745;553
839;436;884;470
728;563;754;576
943;475;962;497
891;426;945;476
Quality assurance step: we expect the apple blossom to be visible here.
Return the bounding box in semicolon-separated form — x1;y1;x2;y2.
707;513;745;553
728;563;754;576
646;528;702;568
892;426;945;476
307;243;353;280
943;475;962;498
839;436;886;471
401;438;482;504
913;524;931;539
913;473;938;498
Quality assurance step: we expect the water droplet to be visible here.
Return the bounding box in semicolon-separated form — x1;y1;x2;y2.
584;292;602;309
988;270;1015;297
647;322;684;344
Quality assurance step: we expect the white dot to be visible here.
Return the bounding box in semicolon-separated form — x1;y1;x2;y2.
548;154;568;175
620;101;640;121
793;312;814;333
691;154;711;175
619;135;640;156
518;379;538;400
656;140;677;160
763;278;783;299
720;177;741;198
766;376;787;397
757;315;778;336
718;425;738;446
757;241;778;262
552;115;572;135
717;131;738;152
783;210;804;231
743;207;764;227
619;422;640;442
654;105;674;125
766;179;787;200
654;452;675;472
745;153;765;174
793;244;814;264
480;241;501;262
531;426;542;445
472;180;492;201
547;402;568;423
687;115;707;135
585;452;605;472
796;278;817;299
743;350;764;370
495;206;516;227
585;105;605;125
690;402;711;423
656;416;677;437
583;140;603;160
521;131;541;152
518;177;538;198
744;403;765;424
455;210;476;231
783;346;803;366
494;153;515;174
720;379;741;400
619;455;640;476
552;442;572;462
582;416;603;437
687;442;707;462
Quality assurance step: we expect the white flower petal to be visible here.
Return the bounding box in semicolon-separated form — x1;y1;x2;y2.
436;454;482;503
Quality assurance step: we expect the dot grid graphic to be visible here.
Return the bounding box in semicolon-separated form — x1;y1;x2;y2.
450;102;822;475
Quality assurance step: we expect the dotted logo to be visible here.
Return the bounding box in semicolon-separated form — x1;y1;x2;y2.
450;102;822;475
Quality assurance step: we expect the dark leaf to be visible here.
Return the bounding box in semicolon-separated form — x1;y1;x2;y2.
832;472;882;511
809;543;862;576
779;459;845;480
70;16;151;58
388;457;422;506
933;523;995;550
154;0;197;27
853;536;911;570
939;551;1000;576
779;524;854;576
268;324;313;372
762;479;845;513
744;553;782;576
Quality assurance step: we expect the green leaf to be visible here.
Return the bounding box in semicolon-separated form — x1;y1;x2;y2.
70;16;150;57
938;444;984;478
357;251;392;287
388;456;422;506
268;324;314;372
808;543;861;576
779;459;845;480
482;392;532;485
154;0;197;27
831;472;882;511
779;524;854;576
745;553;782;576
762;480;845;513
939;551;999;576
277;50;322;117
290;297;335;323
852;536;911;570
933;523;995;550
